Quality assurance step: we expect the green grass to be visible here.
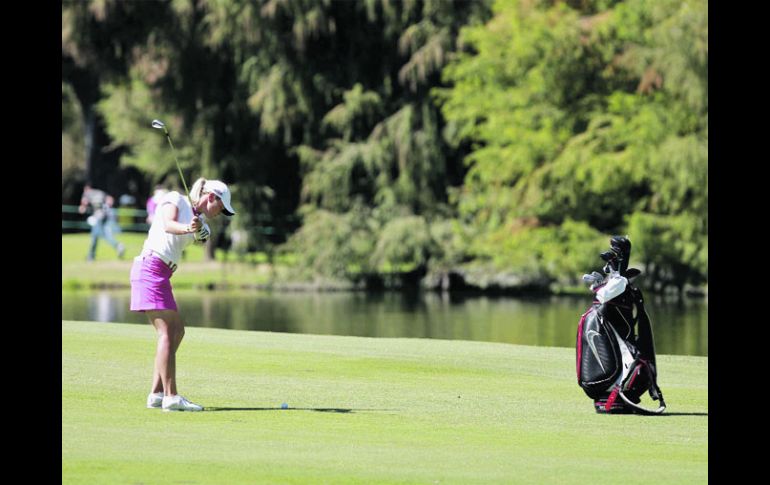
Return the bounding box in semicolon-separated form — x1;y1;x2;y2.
62;321;708;484
62;232;248;263
62;233;297;289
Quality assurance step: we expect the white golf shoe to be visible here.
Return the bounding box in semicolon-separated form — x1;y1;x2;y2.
162;395;204;412
146;392;164;409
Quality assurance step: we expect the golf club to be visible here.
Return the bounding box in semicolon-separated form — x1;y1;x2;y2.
151;119;194;211
152;119;207;241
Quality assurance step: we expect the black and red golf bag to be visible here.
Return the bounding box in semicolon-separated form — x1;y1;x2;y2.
576;236;666;414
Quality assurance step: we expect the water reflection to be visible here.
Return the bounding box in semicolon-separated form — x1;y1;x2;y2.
61;289;707;357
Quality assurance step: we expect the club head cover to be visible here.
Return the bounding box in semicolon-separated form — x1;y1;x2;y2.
609;236;631;275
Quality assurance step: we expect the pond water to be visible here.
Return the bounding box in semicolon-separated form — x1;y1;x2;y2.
61;289;707;357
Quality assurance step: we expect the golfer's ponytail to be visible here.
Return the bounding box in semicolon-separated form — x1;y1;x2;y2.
190;178;207;205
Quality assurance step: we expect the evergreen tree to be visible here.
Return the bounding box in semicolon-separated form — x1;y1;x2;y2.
438;0;707;292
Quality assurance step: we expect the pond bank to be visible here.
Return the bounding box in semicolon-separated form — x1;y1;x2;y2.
62;259;707;299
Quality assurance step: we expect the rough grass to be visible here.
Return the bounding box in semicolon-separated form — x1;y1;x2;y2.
62;321;708;484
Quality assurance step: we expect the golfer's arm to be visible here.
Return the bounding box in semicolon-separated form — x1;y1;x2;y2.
160;204;194;235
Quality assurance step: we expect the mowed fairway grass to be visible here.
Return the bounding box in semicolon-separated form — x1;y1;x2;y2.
62;320;708;484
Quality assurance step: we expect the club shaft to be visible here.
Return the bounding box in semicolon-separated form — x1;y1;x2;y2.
164;133;195;212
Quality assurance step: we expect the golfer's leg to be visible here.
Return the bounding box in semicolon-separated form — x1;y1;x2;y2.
173;321;186;353
147;310;184;396
147;314;164;395
150;369;163;394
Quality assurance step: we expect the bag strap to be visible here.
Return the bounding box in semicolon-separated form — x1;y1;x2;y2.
607;316;667;415
619;388;666;415
629;285;657;367
619;359;666;415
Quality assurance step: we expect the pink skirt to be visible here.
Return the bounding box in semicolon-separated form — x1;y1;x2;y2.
130;254;177;312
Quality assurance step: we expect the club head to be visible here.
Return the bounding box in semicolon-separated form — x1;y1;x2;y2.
599;249;618;263
626;268;641;280
151;119;166;130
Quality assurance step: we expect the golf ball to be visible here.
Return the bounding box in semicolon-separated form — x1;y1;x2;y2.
281;403;288;409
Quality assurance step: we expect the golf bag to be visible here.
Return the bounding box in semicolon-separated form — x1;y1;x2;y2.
575;236;666;415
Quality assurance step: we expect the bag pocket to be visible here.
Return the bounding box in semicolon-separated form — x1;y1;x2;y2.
577;305;622;399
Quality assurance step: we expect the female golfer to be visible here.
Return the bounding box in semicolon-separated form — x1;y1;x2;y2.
130;177;235;411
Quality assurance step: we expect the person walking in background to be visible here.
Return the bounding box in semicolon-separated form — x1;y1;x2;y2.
145;185;169;225
129;177;235;412
79;183;126;261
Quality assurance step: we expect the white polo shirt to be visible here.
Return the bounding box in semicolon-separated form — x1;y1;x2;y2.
141;191;195;266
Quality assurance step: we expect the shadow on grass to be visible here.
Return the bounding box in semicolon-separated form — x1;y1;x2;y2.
204;406;388;413
616;412;708;417
597;411;708;417
659;412;708;417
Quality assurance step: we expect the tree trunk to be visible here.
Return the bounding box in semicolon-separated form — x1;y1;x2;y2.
204;235;216;261
83;106;96;184
66;62;120;193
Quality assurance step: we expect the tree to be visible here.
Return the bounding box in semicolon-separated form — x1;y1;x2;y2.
62;0;172;192
437;0;707;290
286;0;492;278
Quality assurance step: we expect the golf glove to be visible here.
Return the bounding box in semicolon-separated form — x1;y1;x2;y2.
195;221;211;242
